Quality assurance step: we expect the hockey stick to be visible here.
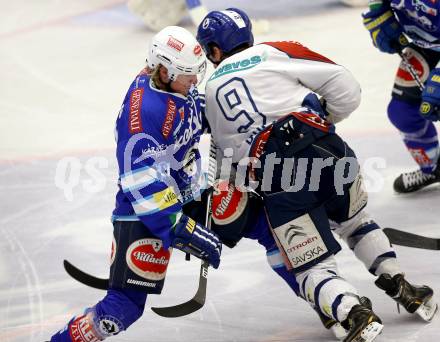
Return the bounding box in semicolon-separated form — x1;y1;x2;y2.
398;51;425;91
150;139;217;318
399;51;440;118
151;190;213;318
383;228;440;250
63;259;109;290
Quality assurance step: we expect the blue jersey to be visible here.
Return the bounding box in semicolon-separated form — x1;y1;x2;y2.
112;68;205;248
388;0;440;50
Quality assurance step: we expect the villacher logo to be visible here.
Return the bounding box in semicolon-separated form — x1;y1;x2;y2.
126;238;170;280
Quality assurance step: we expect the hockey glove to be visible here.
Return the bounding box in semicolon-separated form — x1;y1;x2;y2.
302;93;328;119
419;68;440;121
172;214;222;268
363;7;408;54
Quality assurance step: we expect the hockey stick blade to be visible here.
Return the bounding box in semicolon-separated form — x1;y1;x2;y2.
151;177;214;318
383;228;440;250
151;260;209;318
63;260;109;290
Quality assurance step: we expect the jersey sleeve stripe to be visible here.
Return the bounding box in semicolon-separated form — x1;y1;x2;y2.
132;187;179;216
262;41;335;64
121;165;158;178
120;166;159;192
122;180;157;193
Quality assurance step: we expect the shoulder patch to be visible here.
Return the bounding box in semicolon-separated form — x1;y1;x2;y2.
263;41;335;64
162;98;177;139
129;88;144;134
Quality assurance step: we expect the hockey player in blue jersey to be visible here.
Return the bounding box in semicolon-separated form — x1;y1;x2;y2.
196;8;438;341
49;26;222;342
363;0;440;192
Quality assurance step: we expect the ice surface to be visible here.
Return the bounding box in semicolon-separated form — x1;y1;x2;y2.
0;0;439;341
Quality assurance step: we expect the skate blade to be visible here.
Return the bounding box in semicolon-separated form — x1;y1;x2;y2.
357;322;383;342
416;298;438;322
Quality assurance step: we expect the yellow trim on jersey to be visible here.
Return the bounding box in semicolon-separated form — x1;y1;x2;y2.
133;187;179;216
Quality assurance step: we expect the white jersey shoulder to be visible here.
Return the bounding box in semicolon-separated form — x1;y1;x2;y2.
204;42;361;162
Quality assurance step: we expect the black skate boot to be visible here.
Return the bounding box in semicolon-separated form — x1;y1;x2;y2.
375;273;438;322
342;297;383;342
393;163;440;193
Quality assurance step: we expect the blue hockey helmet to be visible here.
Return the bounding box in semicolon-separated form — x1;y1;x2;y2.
196;8;254;56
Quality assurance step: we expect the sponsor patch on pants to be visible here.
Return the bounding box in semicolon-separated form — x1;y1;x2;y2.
126;238;171;281
274;214;328;269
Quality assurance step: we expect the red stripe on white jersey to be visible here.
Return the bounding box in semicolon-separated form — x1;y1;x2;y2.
262;41;335;64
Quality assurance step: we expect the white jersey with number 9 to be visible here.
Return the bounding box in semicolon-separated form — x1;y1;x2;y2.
204;41;361;163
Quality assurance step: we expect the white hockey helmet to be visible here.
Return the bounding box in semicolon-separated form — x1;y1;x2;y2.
147;26;207;84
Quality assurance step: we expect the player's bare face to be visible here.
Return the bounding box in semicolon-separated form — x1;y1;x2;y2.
171;74;198;96
158;67;198;96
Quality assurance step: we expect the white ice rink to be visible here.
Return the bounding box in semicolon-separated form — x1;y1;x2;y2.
0;0;439;341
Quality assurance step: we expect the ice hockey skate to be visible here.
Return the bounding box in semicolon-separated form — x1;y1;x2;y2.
376;273;438;322
393;163;440;193
342;299;383;342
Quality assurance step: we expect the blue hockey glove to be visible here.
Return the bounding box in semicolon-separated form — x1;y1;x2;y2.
363;7;408;54
420;68;440;121
172;214;222;268
302;93;328;119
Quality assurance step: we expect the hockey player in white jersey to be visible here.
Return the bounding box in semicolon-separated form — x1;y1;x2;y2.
196;8;438;341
